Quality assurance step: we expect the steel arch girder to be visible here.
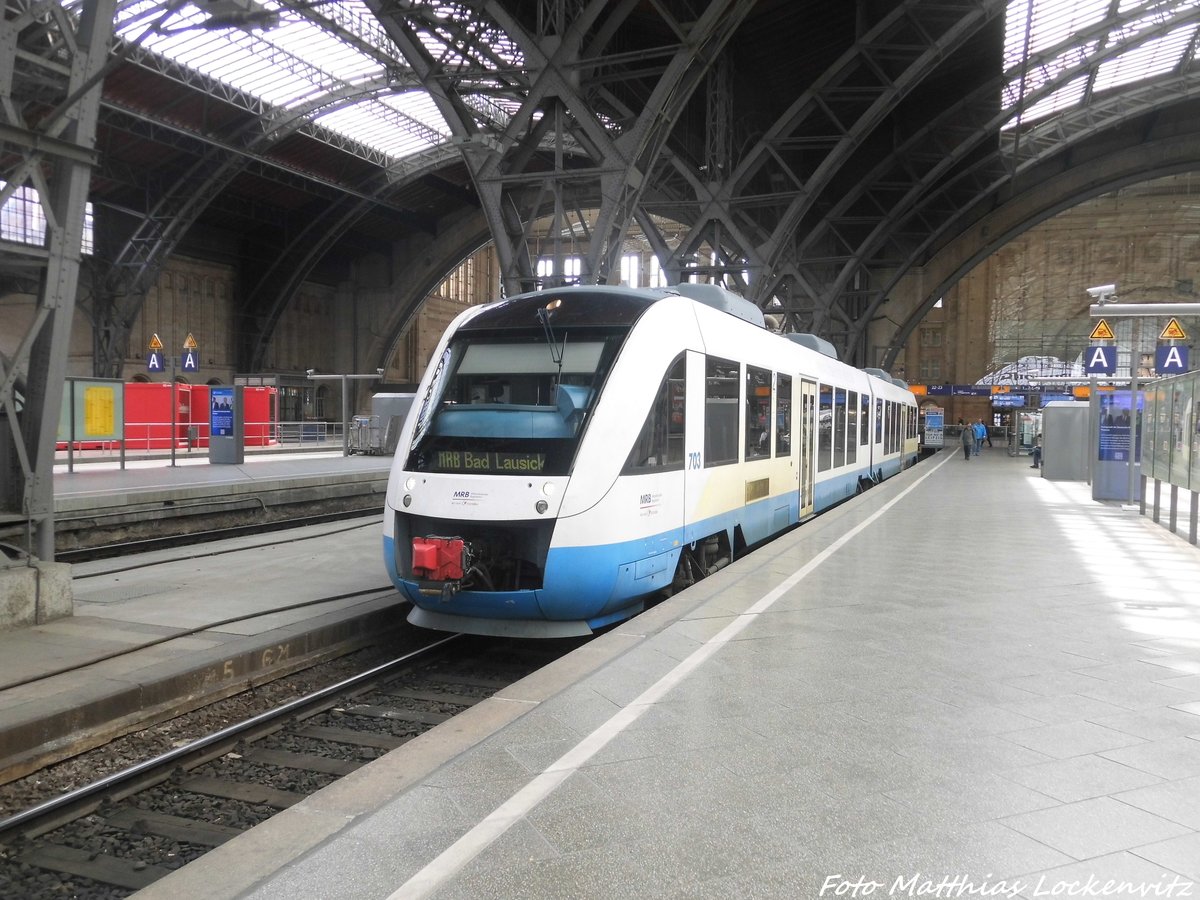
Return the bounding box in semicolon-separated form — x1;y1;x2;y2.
880;128;1200;371
244;143;465;372
828;3;1200;355
93;71;438;377
749;1;1006;307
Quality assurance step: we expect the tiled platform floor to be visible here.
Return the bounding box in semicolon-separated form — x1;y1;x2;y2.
138;448;1200;899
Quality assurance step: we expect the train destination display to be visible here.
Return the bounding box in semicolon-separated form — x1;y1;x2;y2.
431;450;545;472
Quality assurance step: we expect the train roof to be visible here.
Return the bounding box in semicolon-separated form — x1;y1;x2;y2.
457;285;670;333
457;283;766;334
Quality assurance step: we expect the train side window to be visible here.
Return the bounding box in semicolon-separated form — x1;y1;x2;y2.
624;354;686;473
875;398;883;444
846;390;858;465
833;388;847;468
860;393;869;445
704;356;740;467
745;365;771;461
775;374;792;457
818;385;832;472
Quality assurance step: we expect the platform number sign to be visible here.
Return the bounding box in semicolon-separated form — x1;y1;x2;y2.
1156;345;1189;374
1156;318;1189;375
147;333;164;372
1084;345;1116;375
1085;319;1117;375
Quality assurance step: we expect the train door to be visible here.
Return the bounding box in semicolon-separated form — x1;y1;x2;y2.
799;378;817;518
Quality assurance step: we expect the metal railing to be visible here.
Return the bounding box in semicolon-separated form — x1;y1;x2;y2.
57;420;345;470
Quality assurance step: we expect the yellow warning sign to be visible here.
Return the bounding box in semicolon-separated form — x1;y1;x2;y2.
148;333;163;350
1160;318;1187;341
1089;319;1115;341
183;332;198;349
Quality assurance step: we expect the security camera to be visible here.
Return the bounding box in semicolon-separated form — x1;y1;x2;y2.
376;368;384;377
1086;284;1116;298
305;368;316;376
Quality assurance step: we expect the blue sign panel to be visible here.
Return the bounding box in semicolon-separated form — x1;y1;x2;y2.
1084;345;1116;375
991;394;1025;407
210;387;234;437
147;350;164;372
1155;344;1188;375
1039;393;1075;406
182;350;199;372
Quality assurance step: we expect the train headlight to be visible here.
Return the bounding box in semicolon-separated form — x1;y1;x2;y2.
541;482;556;496
403;494;413;507
404;477;417;491
535;499;549;514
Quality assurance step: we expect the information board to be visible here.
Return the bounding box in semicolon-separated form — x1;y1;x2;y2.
1097;390;1142;462
211;387;235;437
57;379;124;443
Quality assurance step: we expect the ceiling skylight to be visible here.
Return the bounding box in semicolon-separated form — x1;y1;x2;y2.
100;1;522;164
1002;0;1200;128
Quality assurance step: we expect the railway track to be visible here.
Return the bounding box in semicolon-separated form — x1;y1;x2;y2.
0;633;586;898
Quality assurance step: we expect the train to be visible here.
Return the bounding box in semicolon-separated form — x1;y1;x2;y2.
383;283;919;638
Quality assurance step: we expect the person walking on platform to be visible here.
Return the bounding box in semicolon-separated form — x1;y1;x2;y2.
972;418;986;456
961;422;974;461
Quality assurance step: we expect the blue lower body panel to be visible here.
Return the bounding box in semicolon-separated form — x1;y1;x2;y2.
384;486;837;635
384;534;675;631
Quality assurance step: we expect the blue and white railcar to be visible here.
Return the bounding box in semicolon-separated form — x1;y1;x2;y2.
383;284;917;637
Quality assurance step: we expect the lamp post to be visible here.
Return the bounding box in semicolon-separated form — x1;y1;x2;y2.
306;369;383;455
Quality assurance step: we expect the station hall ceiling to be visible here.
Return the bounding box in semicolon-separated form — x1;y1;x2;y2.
6;0;1200;373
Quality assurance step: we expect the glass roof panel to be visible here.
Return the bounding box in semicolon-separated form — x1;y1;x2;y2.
102;1;491;162
1003;0;1200;128
1094;22;1197;90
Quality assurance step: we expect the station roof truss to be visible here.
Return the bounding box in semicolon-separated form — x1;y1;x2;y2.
2;0;1200;394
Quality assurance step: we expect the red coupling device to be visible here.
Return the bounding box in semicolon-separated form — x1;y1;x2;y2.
412;536;465;581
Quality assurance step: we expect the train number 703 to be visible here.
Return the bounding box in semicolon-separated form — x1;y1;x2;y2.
688;451;702;469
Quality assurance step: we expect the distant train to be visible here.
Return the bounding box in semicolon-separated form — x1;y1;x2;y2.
383;283;918;637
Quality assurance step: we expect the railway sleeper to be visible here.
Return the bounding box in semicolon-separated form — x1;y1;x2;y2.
103;807;241;847
16;843;172;891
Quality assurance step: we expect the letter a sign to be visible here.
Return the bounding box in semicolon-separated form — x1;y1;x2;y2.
1156;344;1189;374
1085;345;1116;375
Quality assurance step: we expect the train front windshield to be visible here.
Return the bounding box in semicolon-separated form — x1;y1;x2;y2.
406;331;625;476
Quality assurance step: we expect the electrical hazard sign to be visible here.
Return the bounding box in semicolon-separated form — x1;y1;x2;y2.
1089;319;1115;341
148;333;164;350
1159;318;1188;341
184;333;198;349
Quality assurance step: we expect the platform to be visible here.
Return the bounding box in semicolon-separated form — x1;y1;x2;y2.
1;449;394;565
116;447;1200;899
52;447;392;512
0;449;397;777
